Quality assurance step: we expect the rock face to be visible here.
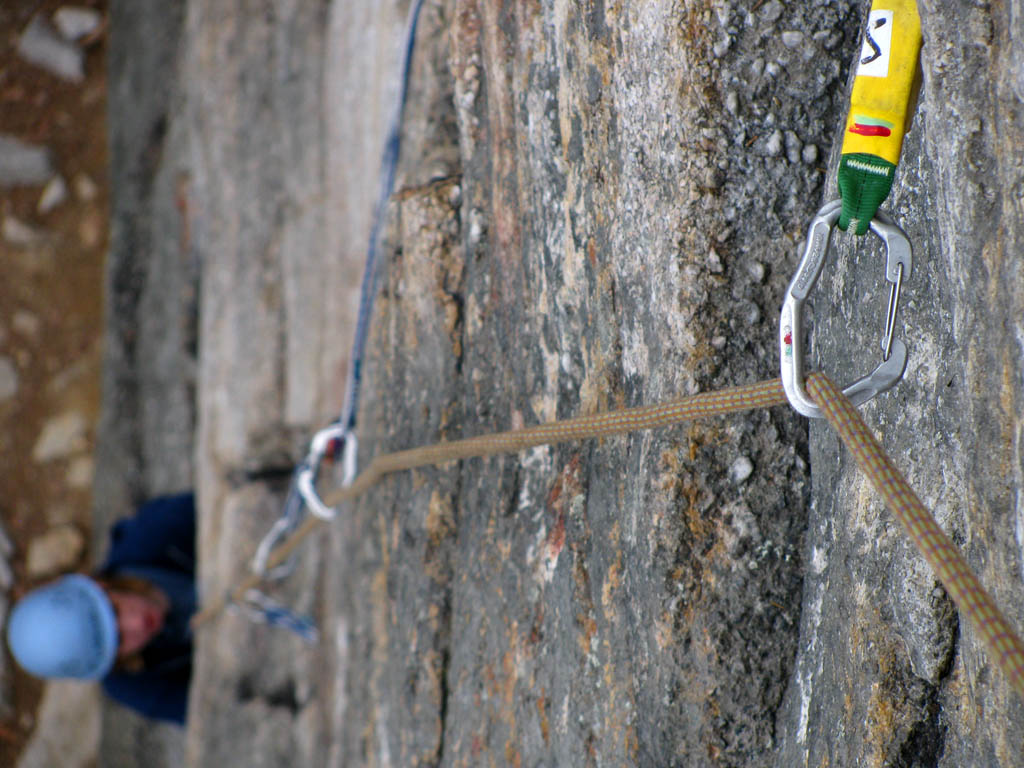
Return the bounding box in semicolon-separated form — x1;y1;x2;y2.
98;0;1023;766
780;4;1024;765
93;0;192;764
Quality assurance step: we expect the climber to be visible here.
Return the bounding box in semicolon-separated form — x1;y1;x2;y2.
5;493;195;725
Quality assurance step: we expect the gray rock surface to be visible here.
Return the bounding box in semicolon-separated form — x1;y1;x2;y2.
0;136;54;188
779;3;1024;765
95;0;1024;766
17;14;85;83
0;357;18;402
93;0;191;764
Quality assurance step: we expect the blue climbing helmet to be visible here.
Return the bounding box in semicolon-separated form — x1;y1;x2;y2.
6;574;118;680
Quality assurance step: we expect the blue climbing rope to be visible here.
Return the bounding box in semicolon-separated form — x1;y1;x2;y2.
245;0;427;641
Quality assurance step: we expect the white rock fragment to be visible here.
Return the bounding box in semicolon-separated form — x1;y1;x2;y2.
32;410;88;462
13;311;41;337
27;526;85;577
0;357;18;401
15;680;101;768
781;31;804;48
73;172;98;201
730;455;754;483
17;14;85;83
53;6;104;41
0;135;54;187
765;129;783;157
2;214;45;246
707;247;724;274
27;525;86;578
759;0;783;24
38;175;69;214
785;130;802;164
724;90;739;115
802;143;819;165
67;455;94;489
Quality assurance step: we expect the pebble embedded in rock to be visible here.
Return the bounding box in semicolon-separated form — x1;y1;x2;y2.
17;14;85;83
765;129;783;157
27;525;86;578
38;175;69;214
781;31;803;49
73;172;99;201
32;410;88;462
730;455;754;483
759;0;783;24
0;135;54;187
13;311;41;337
67;455;94;489
2;214;46;246
53;6;104;41
79;209;103;248
707;247;724;274
802;143;819;164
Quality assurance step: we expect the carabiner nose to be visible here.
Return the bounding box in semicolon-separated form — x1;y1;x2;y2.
779;199;913;418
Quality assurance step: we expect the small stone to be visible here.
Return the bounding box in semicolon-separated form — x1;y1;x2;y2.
18;14;85;82
0;357;18;401
730;455;754;483
32;410;88;462
724;90;738;115
785;130;802;164
2;214;45;246
78;209;103;248
27;525;86;578
713;37;731;58
707;247;724;274
67;455;94;489
747;261;765;282
759;1;783;24
802;143;819;164
53;6;104;41
781;31;803;48
13;311;41;337
73;172;98;201
765;129;783;157
38;175;69;214
0;135;54;187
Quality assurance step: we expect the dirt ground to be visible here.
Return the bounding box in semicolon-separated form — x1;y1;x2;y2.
0;0;108;763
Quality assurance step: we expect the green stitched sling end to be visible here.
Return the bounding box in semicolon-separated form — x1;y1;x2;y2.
837;153;896;235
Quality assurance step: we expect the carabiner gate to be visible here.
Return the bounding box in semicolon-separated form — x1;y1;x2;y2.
780;199;912;418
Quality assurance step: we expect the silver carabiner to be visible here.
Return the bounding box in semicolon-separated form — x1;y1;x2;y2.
296;424;358;520
780;199;913;418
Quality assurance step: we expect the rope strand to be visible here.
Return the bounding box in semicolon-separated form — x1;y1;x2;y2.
193;373;1024;699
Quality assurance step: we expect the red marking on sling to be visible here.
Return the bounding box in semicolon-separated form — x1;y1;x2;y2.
850;123;892;137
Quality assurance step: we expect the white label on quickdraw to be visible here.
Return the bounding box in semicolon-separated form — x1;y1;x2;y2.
857;10;894;78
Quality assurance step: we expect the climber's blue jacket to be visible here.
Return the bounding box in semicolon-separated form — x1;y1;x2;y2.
99;493;196;725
